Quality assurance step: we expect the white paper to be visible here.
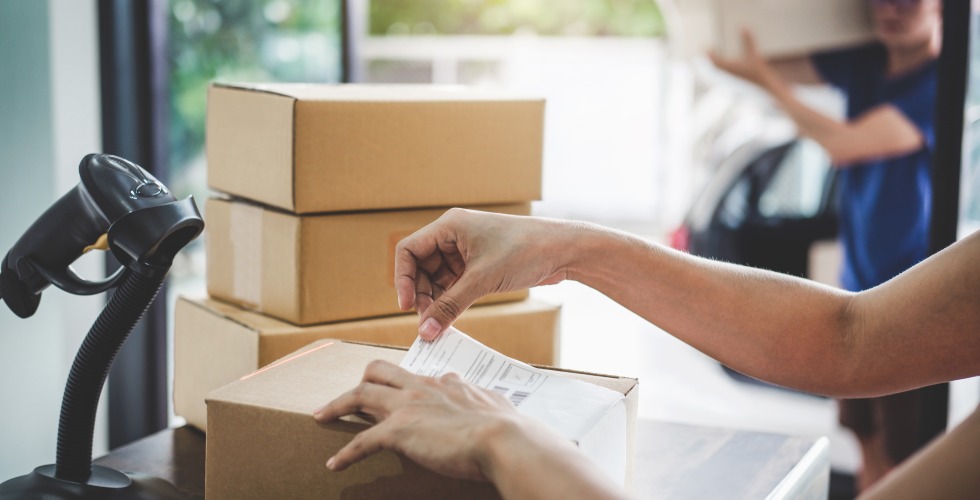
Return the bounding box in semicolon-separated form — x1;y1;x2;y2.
400;327;625;443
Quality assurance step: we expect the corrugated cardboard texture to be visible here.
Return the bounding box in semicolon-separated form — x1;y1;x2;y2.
207;83;544;213
206;197;530;325
174;296;562;432
205;340;636;500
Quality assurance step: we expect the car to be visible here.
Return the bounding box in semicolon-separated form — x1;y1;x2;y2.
672;136;839;280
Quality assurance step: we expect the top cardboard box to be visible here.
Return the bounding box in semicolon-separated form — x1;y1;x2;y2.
667;0;874;59
207;83;545;214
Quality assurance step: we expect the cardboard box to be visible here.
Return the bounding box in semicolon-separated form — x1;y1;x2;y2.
205;197;530;325
174;296;562;431
206;83;544;214
205;340;637;499
666;0;874;59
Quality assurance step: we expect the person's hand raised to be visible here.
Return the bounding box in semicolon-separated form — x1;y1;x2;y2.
709;29;780;91
395;209;575;340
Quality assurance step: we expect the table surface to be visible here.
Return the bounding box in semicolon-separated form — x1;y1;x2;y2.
95;420;828;499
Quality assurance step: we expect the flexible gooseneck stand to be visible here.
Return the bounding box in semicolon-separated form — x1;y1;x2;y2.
0;154;204;499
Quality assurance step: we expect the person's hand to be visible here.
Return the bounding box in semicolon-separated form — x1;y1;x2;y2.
313;360;540;481
395;209;578;340
708;29;782;91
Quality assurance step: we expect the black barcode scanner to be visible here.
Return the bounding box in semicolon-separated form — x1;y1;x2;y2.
0;154;203;499
0;154;202;317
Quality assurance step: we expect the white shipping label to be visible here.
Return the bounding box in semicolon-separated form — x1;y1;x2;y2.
400;327;624;442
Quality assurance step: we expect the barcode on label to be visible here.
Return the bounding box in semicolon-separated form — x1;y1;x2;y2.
508;391;530;407
491;386;509;396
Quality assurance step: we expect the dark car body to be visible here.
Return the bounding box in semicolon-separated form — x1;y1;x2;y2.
675;137;839;280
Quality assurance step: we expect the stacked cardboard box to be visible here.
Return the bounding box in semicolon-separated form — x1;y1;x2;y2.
204;198;531;325
204;82;548;324
173;82;560;431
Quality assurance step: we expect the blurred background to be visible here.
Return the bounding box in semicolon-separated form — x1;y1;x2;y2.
2;1;980;498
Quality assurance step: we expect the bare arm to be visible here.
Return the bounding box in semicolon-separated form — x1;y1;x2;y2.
765;81;924;165
708;29;823;86
484;417;627;500
710;31;924;164
569;223;980;398
860;407;980;499
396;210;980;398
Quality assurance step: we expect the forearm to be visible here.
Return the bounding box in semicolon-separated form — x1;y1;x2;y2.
483;418;627;500
561;223;863;397
764;79;855;163
860;408;980;499
709;32;918;163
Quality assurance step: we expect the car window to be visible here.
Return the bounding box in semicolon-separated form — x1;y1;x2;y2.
719;175;750;228
963;115;980;228
758;139;832;219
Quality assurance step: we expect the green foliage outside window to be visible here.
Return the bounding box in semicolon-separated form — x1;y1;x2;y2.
168;0;342;180
370;0;664;37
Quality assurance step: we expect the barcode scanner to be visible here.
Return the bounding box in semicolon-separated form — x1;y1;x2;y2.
0;154;204;499
0;154;202;317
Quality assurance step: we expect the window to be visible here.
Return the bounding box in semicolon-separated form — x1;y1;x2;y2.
165;0;344;424
168;0;343;199
758;139;832;219
358;0;671;225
